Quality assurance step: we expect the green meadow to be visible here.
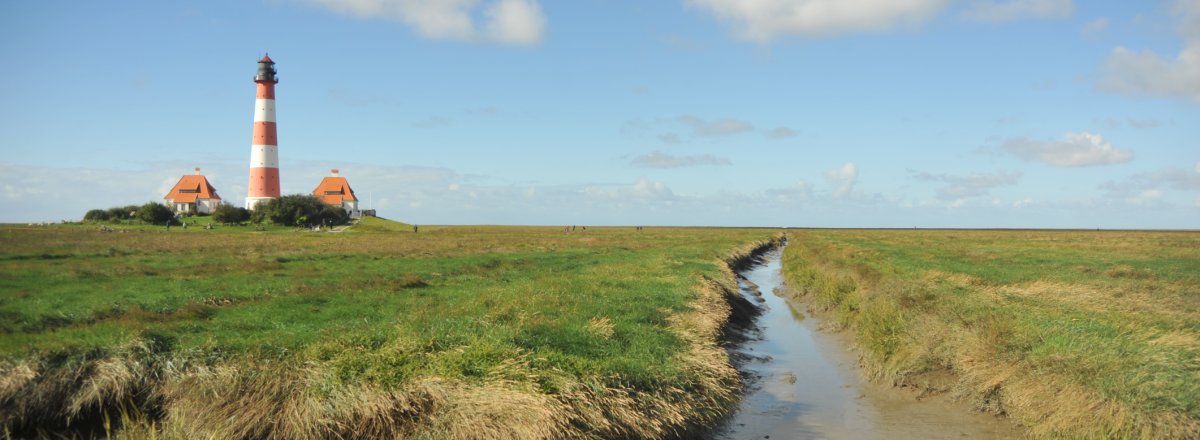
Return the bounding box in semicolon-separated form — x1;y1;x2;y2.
781;229;1200;438
7;222;1197;438
0;219;776;438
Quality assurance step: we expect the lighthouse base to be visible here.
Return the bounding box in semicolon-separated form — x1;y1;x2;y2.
245;197;276;210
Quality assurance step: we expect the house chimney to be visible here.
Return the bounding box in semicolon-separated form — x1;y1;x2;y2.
195;167;202;175
331;168;339;176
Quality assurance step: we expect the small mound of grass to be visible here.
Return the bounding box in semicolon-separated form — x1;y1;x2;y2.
349;216;413;233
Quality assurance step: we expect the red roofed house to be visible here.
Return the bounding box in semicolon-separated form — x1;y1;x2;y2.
164;168;222;215
313;169;360;215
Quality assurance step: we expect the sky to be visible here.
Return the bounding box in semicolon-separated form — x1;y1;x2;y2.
1;0;1197;228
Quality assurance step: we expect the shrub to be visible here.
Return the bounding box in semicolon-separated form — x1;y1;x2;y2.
212;203;250;225
318;204;350;226
251;195;349;227
83;209;111;222
138;202;176;225
109;205;140;220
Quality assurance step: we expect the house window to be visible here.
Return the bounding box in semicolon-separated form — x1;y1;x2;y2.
325;190;342;195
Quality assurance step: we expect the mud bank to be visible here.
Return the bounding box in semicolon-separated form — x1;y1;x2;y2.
714;249;1023;439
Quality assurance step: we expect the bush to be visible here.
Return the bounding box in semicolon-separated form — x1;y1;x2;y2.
109;205;140;220
318;204;350;226
251;195;349;227
138;202;176;225
83;209;111;222
212;203;250;225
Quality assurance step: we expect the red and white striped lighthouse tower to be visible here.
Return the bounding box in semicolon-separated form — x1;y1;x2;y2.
245;54;281;210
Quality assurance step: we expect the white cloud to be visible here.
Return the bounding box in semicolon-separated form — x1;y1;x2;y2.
1100;165;1200;197
678;115;754;137
630;116;791;143
579;177;677;202
767;127;798;139
685;0;949;42
630;152;732;168
824;162;858;198
301;0;546;45
1098;164;1200;209
963;0;1074;22
1097;0;1200;102
484;0;547;45
1082;17;1110;36
1127;118;1162;129
913;170;1022;200
657;133;683;144
631;177;675;200
1098;46;1200;102
764;180;812;201
1002;132;1133;167
1129;189;1164;206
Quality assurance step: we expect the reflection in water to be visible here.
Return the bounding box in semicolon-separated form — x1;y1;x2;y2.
785;301;806;321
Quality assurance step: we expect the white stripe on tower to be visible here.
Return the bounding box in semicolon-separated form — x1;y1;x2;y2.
249;145;279;168
254;99;275;123
246;54;281;210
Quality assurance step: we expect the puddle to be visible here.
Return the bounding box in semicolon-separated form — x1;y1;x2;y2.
714;249;1021;439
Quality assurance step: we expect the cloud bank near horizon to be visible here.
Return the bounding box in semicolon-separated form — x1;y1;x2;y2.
300;0;547;45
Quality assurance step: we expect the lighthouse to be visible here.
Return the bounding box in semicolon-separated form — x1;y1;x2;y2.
245;54;280;210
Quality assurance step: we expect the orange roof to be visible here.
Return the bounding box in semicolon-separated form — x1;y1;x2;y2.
164;174;221;203
313;173;357;205
260;53;274;63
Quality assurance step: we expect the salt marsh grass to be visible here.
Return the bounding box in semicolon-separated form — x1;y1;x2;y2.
0;220;778;438
781;229;1200;438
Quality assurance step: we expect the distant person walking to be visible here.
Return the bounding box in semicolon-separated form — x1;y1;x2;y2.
413;225;418;234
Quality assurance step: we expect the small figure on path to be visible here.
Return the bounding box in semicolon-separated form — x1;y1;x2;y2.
413;225;419;234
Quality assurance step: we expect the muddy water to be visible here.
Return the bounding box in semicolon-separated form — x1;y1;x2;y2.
715;250;1021;439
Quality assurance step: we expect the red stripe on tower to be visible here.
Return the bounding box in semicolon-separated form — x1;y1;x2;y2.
246;54;280;209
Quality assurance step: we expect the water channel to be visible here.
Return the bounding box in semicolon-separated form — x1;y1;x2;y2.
714;248;1021;439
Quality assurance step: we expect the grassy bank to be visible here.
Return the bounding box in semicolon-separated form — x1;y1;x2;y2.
780;229;1200;438
0;220;776;438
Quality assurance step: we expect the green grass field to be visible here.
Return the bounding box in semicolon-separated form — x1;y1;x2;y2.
0;219;776;438
781;229;1200;438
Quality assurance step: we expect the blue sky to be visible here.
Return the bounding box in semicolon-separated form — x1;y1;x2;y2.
1;0;1197;227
